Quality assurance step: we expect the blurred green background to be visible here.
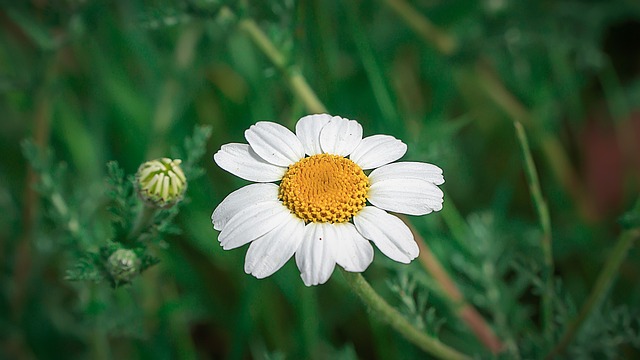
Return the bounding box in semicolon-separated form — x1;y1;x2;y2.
2;0;640;359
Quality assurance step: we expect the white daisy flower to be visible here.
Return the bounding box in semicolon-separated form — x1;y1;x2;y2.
212;114;444;286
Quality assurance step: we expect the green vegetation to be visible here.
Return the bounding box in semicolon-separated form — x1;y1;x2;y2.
2;0;640;359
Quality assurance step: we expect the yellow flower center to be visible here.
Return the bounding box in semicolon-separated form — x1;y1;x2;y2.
279;154;369;223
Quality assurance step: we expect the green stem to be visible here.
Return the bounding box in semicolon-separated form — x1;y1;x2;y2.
90;286;111;360
286;69;327;114
382;0;458;55
514;122;554;338
546;228;640;359
91;321;110;360
342;271;471;360
128;204;157;241
474;62;594;220
237;16;327;114
405;216;504;354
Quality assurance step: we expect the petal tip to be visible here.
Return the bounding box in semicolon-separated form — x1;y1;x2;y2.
301;274;328;287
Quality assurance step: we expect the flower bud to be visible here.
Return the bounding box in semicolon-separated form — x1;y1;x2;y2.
107;249;140;283
135;158;187;208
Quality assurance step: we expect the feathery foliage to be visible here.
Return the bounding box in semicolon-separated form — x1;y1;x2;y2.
2;0;640;359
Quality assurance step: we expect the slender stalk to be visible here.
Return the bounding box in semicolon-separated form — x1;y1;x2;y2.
237;17;327;114
514;122;554;337
140;26;201;339
473;63;530;124
382;0;458;55
546;228;640;359
90;287;111;360
405;217;503;354
128;204;157;241
237;17;286;69
474;65;594;220
341;271;470;360
286;69;327;114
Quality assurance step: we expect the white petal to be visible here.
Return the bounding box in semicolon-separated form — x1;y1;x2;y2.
368;162;444;185
214;143;286;182
244;213;305;279
295;114;333;156
368;178;444;215
353;207;418;263
211;183;279;231
349;135;407;170
319;116;363;156
219;201;291;250
245;121;305;166
327;223;374;272
295;223;336;286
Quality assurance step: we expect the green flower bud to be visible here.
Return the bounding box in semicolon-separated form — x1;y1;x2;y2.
107;249;140;283
136;158;187;208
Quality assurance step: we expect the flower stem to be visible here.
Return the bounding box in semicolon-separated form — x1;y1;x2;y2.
341;270;470;360
237;16;327;114
514;121;554;338
546;228;640;359
405;216;504;354
128;204;157;241
382;0;458;55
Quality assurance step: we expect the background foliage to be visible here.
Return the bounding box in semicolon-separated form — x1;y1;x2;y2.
2;0;640;359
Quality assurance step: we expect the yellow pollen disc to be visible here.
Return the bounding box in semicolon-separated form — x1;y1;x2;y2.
279;154;369;223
